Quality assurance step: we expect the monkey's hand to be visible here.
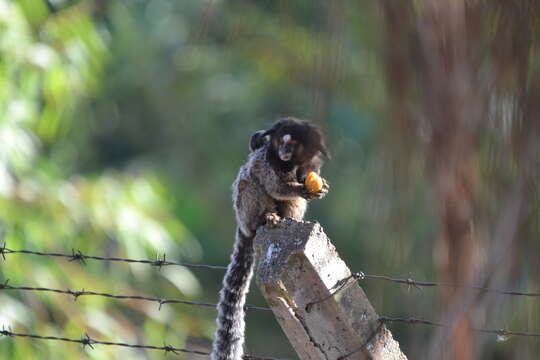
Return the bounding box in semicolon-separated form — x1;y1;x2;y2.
264;212;281;227
302;178;329;200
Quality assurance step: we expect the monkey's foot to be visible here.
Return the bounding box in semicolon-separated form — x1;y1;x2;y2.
264;213;281;227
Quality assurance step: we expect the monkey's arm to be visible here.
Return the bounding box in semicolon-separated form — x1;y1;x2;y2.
264;178;328;201
296;155;324;181
264;179;306;201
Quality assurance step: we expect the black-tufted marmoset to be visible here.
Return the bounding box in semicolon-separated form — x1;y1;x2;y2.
211;117;330;360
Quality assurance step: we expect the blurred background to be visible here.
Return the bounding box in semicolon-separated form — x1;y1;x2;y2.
1;0;539;359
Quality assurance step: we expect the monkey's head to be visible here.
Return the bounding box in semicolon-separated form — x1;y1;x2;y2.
263;117;329;166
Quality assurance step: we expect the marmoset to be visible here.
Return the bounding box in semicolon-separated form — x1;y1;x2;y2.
211;117;330;360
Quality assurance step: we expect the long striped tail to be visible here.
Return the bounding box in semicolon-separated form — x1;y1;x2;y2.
211;228;256;360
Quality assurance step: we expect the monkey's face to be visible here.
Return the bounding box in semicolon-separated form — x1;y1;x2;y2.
275;134;303;162
264;117;329;165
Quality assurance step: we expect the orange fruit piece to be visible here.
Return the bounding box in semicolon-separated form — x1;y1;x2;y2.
305;172;323;193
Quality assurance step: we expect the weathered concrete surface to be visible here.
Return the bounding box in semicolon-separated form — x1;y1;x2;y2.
254;219;407;360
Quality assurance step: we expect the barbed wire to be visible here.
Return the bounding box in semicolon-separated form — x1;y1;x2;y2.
0;280;271;312
360;272;540;297
5;280;538;339
379;316;540;338
5;244;540;351
0;327;287;360
339;316;540;359
0;244;227;271
5;244;539;299
304;270;540;360
306;271;540;311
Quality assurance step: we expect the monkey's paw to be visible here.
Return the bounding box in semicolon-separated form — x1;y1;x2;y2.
264;213;281;227
302;178;329;200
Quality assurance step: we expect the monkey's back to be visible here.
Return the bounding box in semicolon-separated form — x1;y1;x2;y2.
232;147;277;237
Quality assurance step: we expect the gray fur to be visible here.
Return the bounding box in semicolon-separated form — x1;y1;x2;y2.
233;147;309;232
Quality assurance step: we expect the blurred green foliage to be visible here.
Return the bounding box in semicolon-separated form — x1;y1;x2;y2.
0;0;538;359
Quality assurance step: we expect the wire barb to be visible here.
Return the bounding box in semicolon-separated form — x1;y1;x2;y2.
1;325;13;337
80;333;95;349
69;288;84;301
163;343;179;355
69;249;86;264
0;242;7;260
152;253;167;270
0;279;9;289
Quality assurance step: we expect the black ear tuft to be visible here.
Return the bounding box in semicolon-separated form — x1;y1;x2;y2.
249;130;268;151
314;127;330;159
306;122;330;160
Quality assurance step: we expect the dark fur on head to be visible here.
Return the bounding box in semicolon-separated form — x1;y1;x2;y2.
262;117;329;172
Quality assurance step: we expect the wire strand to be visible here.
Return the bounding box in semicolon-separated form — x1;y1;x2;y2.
0;281;271;312
4;245;539;298
361;273;540;297
379;316;540;337
0;244;227;271
0;327;287;360
339;316;540;359
5;245;538;298
305;271;540;311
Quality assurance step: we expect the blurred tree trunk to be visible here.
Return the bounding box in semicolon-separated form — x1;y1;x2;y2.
382;0;540;358
383;1;482;359
418;2;482;360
